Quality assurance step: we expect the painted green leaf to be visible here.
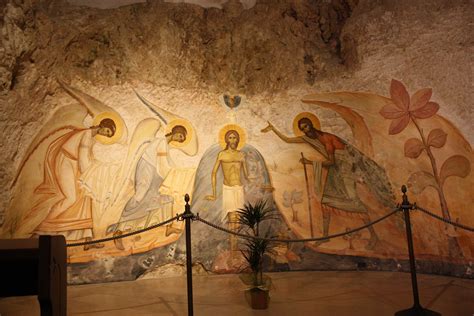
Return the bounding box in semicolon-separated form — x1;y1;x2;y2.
427;128;447;148
404;138;425;158
407;171;438;194
440;155;471;186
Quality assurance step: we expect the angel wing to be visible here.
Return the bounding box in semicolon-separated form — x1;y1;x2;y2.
2;82;129;238
2;104;89;238
134;90;198;156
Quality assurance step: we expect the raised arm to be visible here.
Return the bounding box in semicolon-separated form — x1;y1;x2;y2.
261;121;305;144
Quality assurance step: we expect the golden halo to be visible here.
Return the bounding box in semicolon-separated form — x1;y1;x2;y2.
218;124;247;150
165;118;194;148
292;112;321;136
92;111;125;145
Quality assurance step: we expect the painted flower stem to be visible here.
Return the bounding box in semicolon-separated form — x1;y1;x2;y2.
411;117;451;221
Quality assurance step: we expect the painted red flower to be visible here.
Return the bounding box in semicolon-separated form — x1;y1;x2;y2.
380;79;439;134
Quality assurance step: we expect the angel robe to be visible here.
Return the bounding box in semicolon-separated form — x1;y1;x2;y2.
107;137;174;233
24;129;94;240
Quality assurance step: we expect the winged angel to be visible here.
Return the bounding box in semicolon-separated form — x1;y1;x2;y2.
1;82;198;253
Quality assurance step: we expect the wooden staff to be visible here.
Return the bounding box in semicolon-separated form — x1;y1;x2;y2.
301;152;315;238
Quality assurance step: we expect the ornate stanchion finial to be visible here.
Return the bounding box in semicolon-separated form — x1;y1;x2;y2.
401;185;410;207
183;194;193;220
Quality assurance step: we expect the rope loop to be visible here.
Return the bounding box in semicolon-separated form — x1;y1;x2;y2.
195;207;401;243
415;205;474;232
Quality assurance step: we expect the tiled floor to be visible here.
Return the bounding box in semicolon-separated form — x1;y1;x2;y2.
0;271;473;315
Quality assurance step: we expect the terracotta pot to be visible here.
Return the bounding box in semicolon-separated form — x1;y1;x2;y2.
244;288;270;309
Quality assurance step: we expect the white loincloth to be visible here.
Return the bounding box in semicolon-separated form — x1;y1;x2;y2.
222;184;245;222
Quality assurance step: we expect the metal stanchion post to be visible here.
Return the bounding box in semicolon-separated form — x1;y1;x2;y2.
395;185;440;316
183;194;194;316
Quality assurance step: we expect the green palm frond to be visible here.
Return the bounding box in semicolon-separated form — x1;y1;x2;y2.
241;239;269;271
237;200;277;236
240;238;270;286
237;199;277;288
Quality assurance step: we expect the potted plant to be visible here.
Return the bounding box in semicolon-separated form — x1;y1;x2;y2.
237;199;276;310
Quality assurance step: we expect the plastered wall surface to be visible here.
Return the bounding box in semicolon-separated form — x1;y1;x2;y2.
0;0;472;283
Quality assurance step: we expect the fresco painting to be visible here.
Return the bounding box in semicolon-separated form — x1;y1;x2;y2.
205;124;249;255
300;80;473;261
263;111;399;252
1;82;198;262
1;79;472;269
191;123;277;268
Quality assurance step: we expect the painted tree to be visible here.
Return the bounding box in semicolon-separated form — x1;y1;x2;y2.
282;190;304;224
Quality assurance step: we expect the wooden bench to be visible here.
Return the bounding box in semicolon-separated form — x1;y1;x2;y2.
0;235;67;316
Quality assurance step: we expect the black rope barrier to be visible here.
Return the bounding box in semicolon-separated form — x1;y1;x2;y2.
63;203;473;249
415;205;474;232
194;207;401;243
66;214;182;247
62;184;474;316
